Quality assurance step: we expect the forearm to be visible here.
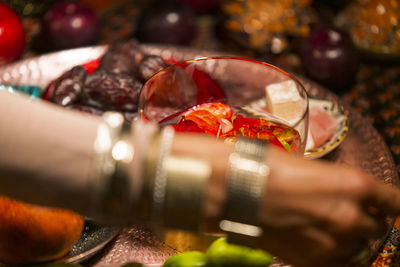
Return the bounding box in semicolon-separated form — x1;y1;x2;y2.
0;91;235;228
0;91;100;213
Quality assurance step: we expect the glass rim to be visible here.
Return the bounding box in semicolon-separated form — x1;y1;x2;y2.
140;56;309;129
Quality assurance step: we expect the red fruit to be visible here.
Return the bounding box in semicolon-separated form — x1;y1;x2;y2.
41;1;101;50
301;25;358;91
0;3;25;65
137;2;196;45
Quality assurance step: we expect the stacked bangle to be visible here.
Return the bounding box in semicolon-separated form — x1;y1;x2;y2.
91;112;134;222
220;137;270;247
149;127;211;232
91;113;269;242
91;114;212;228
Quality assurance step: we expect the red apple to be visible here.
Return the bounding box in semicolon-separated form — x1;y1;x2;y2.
0;2;25;65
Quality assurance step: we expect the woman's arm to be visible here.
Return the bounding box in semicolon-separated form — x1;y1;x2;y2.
0;90;100;214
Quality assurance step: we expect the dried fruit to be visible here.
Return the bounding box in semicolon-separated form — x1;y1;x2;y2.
83;70;142;112
45;66;87;107
99;40;144;75
138;55;168;82
72;104;104;116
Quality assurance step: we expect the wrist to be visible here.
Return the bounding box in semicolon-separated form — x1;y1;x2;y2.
89;113;159;224
89;112;133;222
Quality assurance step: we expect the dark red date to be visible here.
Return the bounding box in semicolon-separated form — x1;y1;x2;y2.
138;55;168;82
46;66;87;106
98;40;144;75
83;70;143;112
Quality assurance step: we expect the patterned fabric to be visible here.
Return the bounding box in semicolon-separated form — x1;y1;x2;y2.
372;218;400;266
344;64;400;174
344;64;400;267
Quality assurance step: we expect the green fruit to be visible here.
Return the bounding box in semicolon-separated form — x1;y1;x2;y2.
39;264;83;267
120;263;144;267
163;251;209;267
206;237;273;267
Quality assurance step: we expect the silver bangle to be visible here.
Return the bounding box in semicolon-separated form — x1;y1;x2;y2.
162;153;211;231
220;137;269;247
91;112;134;222
151;127;211;231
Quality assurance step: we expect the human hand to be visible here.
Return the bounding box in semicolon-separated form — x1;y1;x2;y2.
172;133;400;266
258;148;400;267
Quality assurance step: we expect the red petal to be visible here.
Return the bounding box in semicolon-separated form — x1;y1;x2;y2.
185;109;221;134
82;59;100;74
173;119;205;133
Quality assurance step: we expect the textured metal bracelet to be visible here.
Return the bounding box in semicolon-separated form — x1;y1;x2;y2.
220;137;269;247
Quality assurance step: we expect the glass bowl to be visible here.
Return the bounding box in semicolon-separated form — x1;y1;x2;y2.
139;56;309;154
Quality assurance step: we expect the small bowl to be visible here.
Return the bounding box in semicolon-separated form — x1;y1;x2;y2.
139;56;309;154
